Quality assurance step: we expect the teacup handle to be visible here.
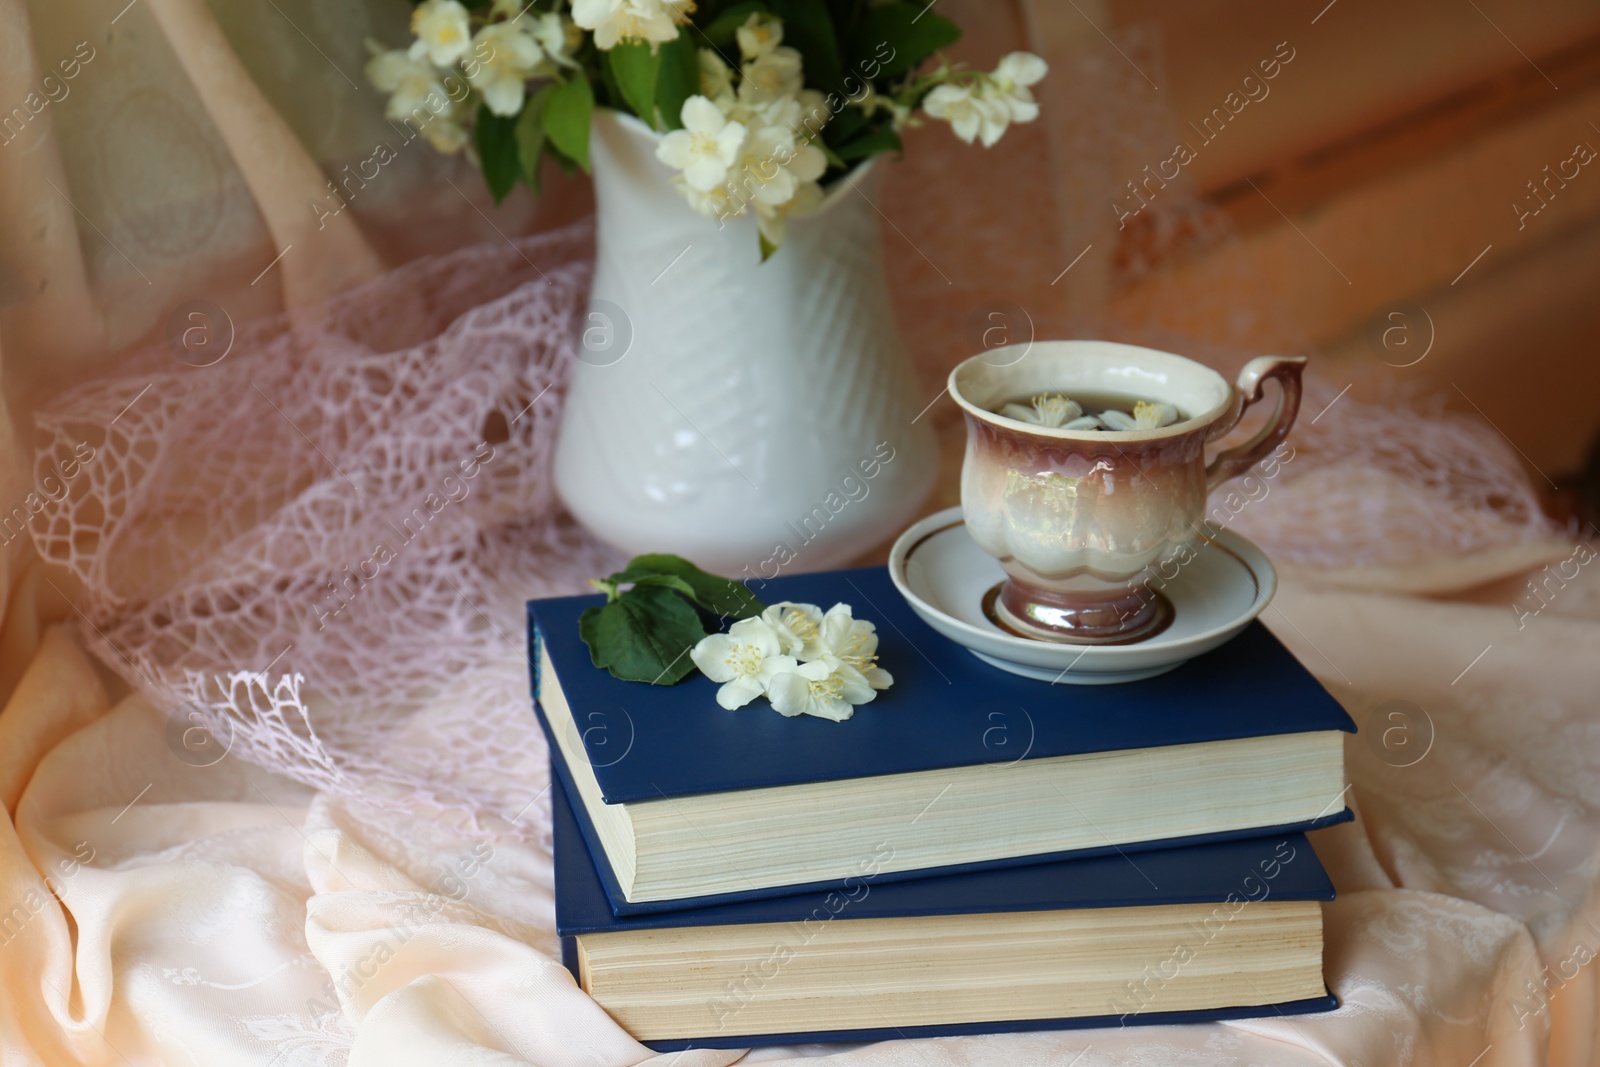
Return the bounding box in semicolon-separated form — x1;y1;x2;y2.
1204;356;1307;491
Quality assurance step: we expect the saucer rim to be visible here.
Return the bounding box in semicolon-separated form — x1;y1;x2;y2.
888;505;1277;664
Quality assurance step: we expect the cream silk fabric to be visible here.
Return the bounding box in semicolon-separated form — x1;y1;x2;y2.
3;548;1599;1066
2;0;1596;1064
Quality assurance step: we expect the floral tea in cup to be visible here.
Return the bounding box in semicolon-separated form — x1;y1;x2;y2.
949;340;1305;644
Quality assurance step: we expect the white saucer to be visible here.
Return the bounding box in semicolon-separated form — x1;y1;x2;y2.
888;506;1277;685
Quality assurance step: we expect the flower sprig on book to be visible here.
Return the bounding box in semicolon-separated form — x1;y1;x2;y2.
692;601;892;720
578;554;891;720
580;553;768;684
366;0;1046;253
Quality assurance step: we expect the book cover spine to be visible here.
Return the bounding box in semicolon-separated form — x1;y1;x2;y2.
634;992;1339;1050
560;935;579;982
527;611;543;703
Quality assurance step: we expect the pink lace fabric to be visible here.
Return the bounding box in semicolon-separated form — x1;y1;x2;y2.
1229;378;1557;569
29;223;616;829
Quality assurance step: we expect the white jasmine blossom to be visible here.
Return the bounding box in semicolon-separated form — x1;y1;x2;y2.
467;21;545;116
657;96;748;191
1003;394;1178;432
736;13;784;60
573;0;691;51
489;0;571;57
720;117;826;244
737;126;826;209
924;52;1048;147
690;617;795;710
753;176;821;247
529;11;579;68
923;82;1008;146
699;48;736;105
696;601;891;720
1030;394;1082;428
721;90;809;137
736;91;797;128
765;658;877;721
677;177;743;220
813;604;893;690
761;601;825;658
409;0;473;66
366;48;469;153
651;15;833;251
419;113;470;154
1000;394;1106;430
988;52;1047;123
569;0;622;47
1099;400;1179;431
739;46;805;105
368;48;449;120
793;88;831;135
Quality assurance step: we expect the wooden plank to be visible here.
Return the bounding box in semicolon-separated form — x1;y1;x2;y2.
1108;67;1600;351
1114;0;1600;193
1316;213;1600;478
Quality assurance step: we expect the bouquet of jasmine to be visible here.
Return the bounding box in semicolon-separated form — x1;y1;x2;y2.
369;0;1047;253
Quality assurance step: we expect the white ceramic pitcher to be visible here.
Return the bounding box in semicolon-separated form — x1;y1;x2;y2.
554;109;936;576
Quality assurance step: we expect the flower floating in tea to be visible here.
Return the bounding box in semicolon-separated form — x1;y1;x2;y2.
1100;400;1180;431
1000;394;1180;432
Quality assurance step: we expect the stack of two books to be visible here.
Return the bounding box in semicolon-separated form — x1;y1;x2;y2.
528;567;1355;1050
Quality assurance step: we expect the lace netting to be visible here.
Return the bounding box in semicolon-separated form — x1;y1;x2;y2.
1228;379;1556;568
30;223;616;830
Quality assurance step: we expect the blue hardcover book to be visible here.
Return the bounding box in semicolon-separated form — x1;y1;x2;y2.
553;775;1338;1050
529;565;1354;913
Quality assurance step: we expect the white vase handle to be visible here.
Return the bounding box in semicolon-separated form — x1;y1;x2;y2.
1204;356;1307;492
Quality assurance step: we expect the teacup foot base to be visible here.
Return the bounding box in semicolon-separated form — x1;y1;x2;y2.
983;580;1176;646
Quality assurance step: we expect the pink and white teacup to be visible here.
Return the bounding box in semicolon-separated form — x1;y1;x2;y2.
949;340;1305;644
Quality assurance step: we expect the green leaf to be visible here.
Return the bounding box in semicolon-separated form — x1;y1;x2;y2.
835;123;902;161
609;553;767;620
608;40;663;126
848;2;960;81
550;149;578;175
515;85;552;194
543;74;594;173
578;585;708;684
579;553;766;685
598;45;626;109
654;33;700;130
475;104;520;204
826;0;866;35
702;0;771;48
759;232;779;261
822;100;867;148
627;573;700;600
769;0;843;92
